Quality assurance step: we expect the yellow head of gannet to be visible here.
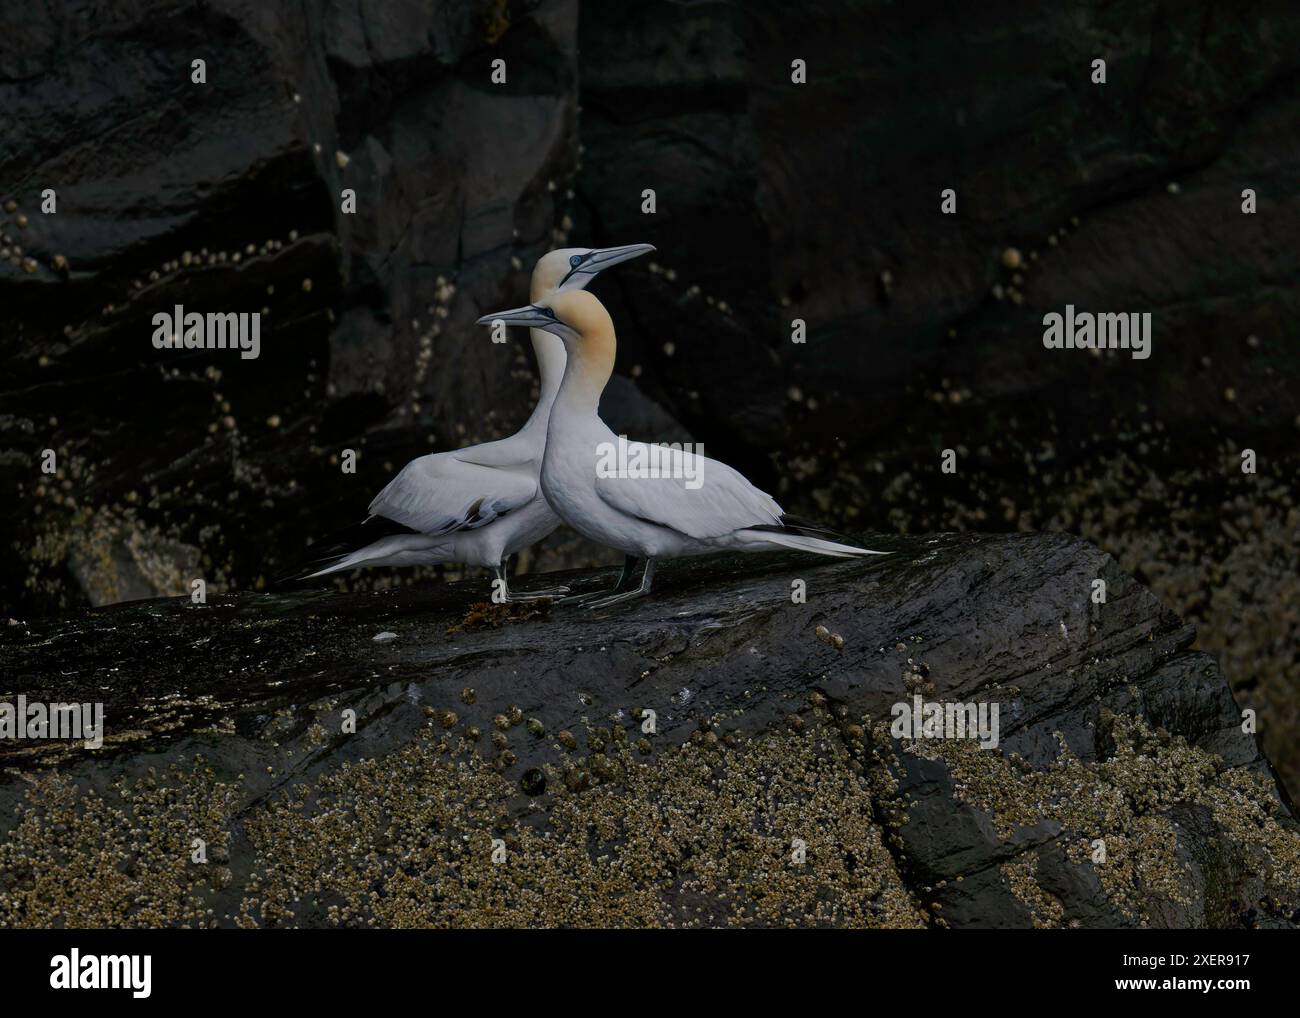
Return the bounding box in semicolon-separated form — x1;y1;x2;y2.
478;289;618;412
478;288;612;345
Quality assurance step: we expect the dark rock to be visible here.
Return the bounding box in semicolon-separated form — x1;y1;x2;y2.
1;532;1295;927
577;0;1300;455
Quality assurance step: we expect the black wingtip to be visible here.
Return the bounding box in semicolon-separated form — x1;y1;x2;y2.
270;551;345;588
272;514;422;589
740;513;874;551
270;563;330;589
768;513;858;544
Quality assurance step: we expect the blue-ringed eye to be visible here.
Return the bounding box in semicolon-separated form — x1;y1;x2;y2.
569;254;584;267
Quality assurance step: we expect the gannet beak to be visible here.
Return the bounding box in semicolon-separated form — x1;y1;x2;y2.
586;243;655;270
558;243;655;291
475;304;554;329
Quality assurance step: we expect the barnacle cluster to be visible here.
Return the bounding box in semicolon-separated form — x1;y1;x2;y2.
2;701;1296;928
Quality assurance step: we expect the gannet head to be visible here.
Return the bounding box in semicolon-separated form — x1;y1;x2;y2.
531;243;655;299
476;289;614;350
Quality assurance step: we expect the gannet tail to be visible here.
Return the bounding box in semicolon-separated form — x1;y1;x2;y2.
740;515;888;558
273;515;429;586
274;547;377;586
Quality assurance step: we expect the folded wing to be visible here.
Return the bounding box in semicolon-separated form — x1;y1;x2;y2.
594;443;782;539
369;450;538;536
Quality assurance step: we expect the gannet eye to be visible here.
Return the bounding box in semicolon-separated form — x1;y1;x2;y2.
541;307;557;320
569;254;584;267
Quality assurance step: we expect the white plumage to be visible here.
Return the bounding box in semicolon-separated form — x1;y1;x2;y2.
291;244;654;599
595;450;783;540
369;446;539;539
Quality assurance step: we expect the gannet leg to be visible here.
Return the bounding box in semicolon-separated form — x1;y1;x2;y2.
583;559;655;610
561;554;642;605
493;561;567;602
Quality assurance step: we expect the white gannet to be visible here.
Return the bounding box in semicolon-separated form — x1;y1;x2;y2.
286;244;655;600
475;289;887;608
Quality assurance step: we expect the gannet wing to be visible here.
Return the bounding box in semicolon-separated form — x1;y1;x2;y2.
593;444;783;539
368;451;537;536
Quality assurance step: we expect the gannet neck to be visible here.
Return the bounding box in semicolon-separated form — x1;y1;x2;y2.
518;326;566;438
555;322;616;416
515;269;570;439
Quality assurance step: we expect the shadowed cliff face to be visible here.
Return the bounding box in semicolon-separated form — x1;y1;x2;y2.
2;535;1297;927
576;1;1300;455
0;0;587;613
1;5;1298;810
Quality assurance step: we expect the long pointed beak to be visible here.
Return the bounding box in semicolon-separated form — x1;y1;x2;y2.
558;242;655;290
475;304;552;328
585;242;655;270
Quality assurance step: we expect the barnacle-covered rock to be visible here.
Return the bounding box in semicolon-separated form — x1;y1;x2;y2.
1;533;1296;927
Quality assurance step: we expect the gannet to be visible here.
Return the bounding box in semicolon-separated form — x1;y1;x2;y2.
475;290;887;608
286;244;654;600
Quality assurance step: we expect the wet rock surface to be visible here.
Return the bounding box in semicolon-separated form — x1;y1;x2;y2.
2;533;1297;927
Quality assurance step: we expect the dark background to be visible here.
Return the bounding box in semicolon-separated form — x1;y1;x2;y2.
1;0;1297;786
